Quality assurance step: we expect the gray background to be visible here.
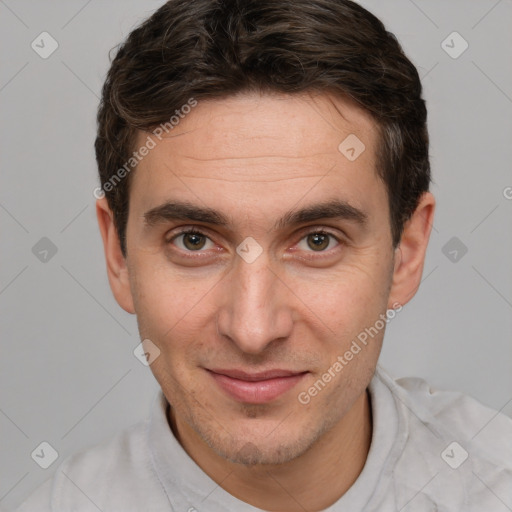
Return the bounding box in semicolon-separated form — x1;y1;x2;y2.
1;0;511;510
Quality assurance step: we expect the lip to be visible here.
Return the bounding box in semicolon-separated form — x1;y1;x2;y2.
206;368;308;404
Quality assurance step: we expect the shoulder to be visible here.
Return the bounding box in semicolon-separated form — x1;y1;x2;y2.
16;419;160;512
375;367;512;509
391;371;512;449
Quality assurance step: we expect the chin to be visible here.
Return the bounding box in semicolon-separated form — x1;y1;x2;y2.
211;437;309;466
192;414;332;467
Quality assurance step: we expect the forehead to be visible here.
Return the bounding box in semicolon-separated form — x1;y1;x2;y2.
137;92;376;164
129;92;385;225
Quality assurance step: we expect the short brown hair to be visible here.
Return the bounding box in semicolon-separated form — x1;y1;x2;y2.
95;0;430;256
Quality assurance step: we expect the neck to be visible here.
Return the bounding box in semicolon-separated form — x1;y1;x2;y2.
168;389;372;511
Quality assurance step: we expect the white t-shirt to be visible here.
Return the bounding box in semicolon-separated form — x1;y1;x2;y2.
16;366;512;511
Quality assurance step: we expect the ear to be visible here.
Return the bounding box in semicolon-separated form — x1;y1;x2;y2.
388;192;436;308
96;197;135;314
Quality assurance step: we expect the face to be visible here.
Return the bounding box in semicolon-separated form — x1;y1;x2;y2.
109;92;401;465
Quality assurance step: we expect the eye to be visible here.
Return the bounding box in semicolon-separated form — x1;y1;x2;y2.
170;229;215;251
296;231;340;252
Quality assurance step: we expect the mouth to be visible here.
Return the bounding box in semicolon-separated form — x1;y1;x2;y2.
205;368;309;404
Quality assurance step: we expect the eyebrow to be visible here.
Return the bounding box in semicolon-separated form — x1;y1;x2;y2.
143;199;368;230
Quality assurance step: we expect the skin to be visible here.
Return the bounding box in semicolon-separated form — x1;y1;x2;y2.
97;91;435;511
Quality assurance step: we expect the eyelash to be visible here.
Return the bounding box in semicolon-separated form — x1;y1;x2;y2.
167;227;342;257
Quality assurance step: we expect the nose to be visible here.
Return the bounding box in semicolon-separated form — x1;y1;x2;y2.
216;253;294;355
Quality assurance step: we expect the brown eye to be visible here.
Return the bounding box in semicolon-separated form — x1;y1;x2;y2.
307;233;330;251
170;230;214;251
183;233;206;250
297;231;339;252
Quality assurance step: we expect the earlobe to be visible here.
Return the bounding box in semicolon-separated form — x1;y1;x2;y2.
388;192;436;309
96;198;135;314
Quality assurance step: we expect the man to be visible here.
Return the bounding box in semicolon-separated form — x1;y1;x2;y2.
18;0;512;510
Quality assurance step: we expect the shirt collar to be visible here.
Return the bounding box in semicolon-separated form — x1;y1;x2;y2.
148;365;407;511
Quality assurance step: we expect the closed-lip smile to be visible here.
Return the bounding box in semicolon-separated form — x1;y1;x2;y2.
205;368;308;404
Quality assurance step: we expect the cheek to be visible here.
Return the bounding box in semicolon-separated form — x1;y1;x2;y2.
130;268;224;384
289;263;390;328
130;256;215;332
